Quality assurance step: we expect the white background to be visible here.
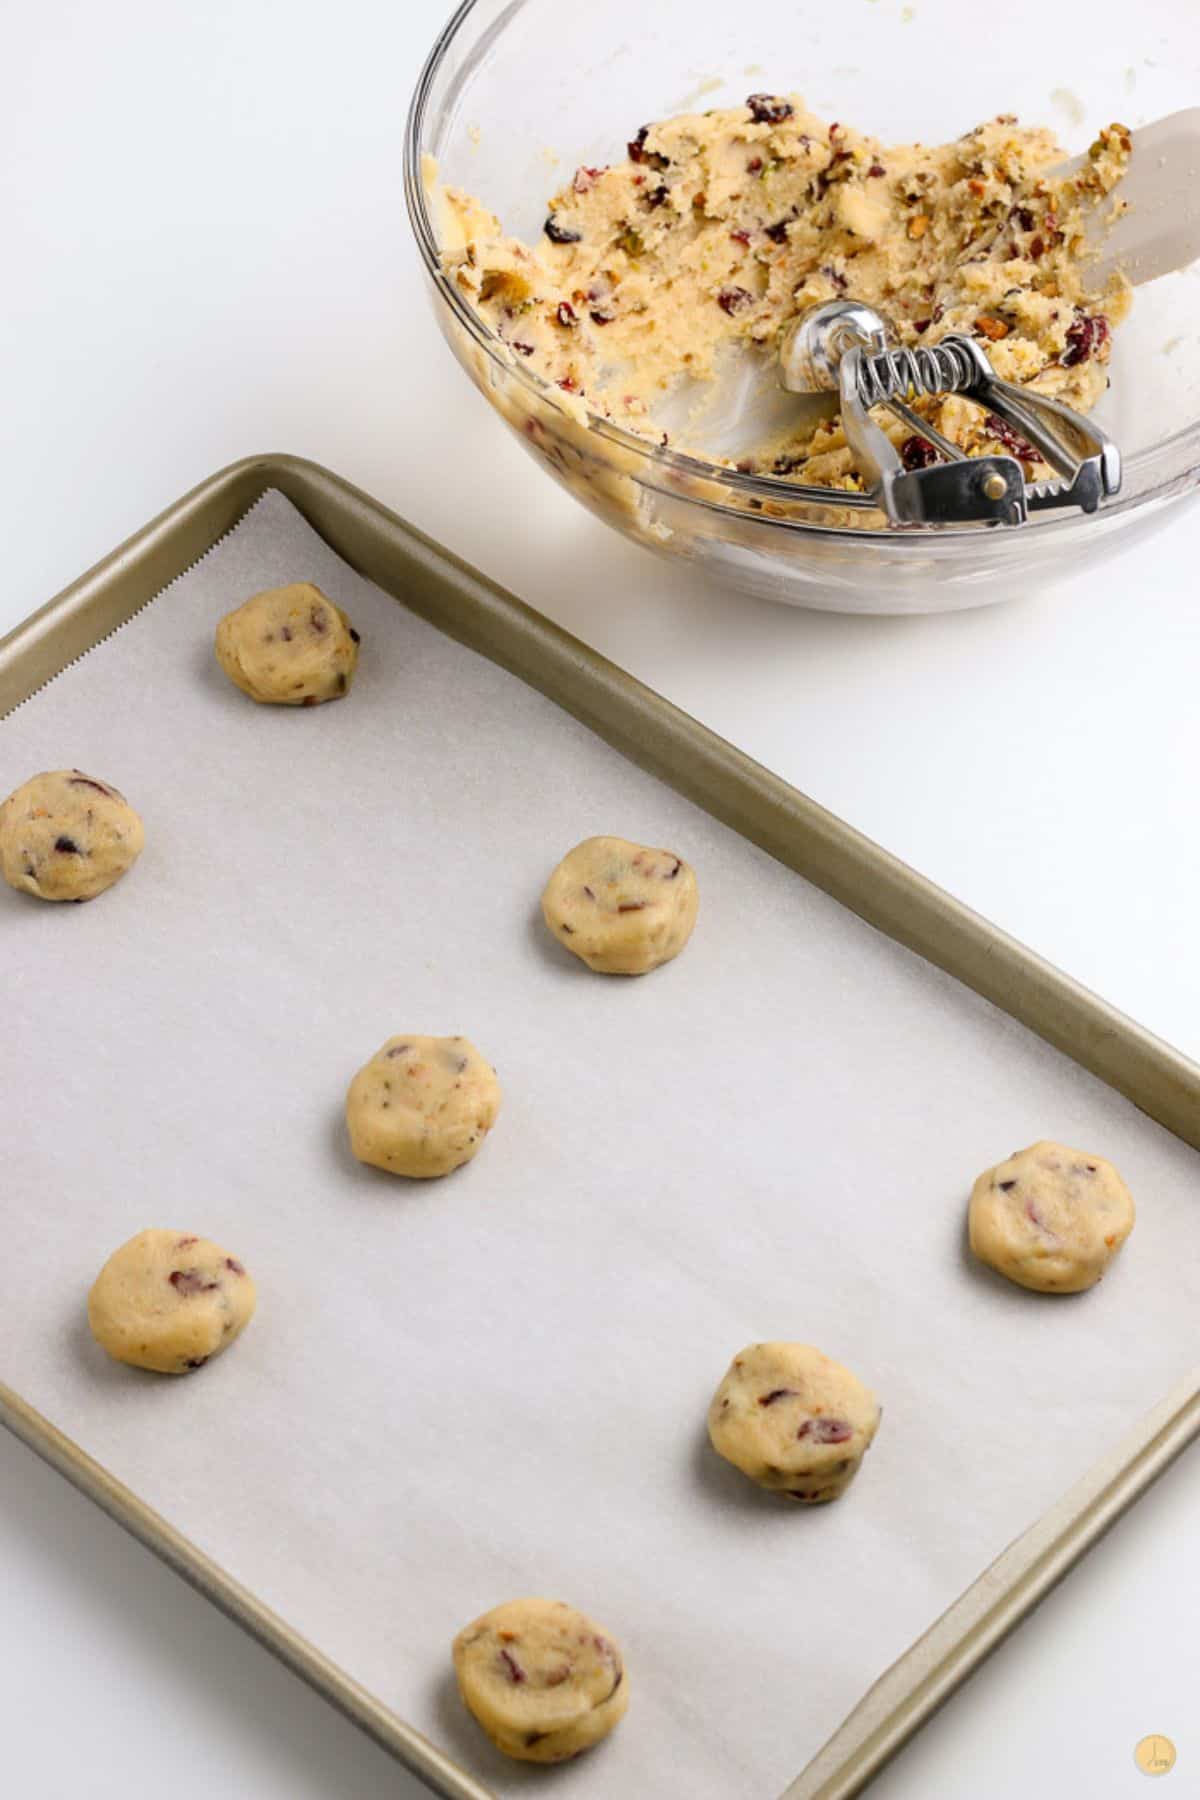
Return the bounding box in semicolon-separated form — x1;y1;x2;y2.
2;2;1197;1795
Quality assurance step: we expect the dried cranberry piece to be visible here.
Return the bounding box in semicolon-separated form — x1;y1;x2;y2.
998;1179;1017;1191
757;1388;798;1407
900;435;938;471
746;155;763;174
348;627;361;644
1061;313;1109;367
183;1356;209;1370
912;318;931;334
54;836;81;854
572;165;603;192
764;218;790;244
1016;207;1035;231
225;1257;246;1276
544;215;582;245
555;301;578;327
717;286;754;315
820;264;848;293
557;375;580;392
773;451;806;474
747;94;794;124
627;125;668;170
499;1648;526;1684
867;161;886;177
645;184;670;209
169;1270;219;1296
310;606;328;635
67;775;111;795
985;414;1038;462
797;1418;853;1444
511;341;535;356
617;900;647;913
175;1236;199;1249
730;227;751;246
589;309;613;326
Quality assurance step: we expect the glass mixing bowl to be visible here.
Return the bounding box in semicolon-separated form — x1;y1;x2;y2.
405;0;1200;611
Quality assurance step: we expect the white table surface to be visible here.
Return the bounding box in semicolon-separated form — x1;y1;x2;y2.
2;3;1196;1794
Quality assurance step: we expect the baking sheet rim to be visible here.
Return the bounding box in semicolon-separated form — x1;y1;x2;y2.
1;453;1197;1800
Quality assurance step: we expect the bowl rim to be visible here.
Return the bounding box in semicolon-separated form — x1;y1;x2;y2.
403;0;1200;546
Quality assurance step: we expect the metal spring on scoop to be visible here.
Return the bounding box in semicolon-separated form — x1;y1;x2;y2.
777;299;1121;524
854;339;979;410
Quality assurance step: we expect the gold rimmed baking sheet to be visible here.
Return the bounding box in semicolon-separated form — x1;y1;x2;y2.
1;456;1197;1800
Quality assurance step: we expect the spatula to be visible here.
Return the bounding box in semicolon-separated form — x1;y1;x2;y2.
1067;106;1200;288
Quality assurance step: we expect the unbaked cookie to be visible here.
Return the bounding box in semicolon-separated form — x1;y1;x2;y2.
345;1034;501;1178
968;1140;1135;1293
87;1228;257;1373
0;769;144;902
452;1597;628;1764
708;1342;881;1503
215;581;360;705
541;835;698;974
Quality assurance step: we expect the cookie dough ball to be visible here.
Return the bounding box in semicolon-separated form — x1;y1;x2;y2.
0;769;144;902
215;581;359;705
345;1035;501;1178
452;1598;628;1764
968;1140;1135;1293
541;835;698;975
708;1342;881;1504
87;1229;257;1374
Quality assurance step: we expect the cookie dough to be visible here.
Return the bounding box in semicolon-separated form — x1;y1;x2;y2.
345;1034;501;1178
215;582;360;705
968;1139;1135;1293
708;1342;881;1503
0;769;144;902
452;1598;628;1764
541;835;698;974
441;101;1131;489
87;1228;257;1373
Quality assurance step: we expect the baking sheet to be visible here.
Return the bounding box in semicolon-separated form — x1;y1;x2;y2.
3;488;1198;1800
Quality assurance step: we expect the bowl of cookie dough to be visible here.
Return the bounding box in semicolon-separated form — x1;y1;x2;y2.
405;0;1200;611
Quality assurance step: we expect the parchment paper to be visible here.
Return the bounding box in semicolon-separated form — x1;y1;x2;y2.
3;490;1197;1799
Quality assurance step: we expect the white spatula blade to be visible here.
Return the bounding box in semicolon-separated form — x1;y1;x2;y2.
1057;107;1200;288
